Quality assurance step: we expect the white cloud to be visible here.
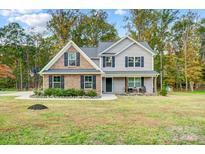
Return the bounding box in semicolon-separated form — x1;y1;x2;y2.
26;26;49;35
15;9;41;14
7;12;51;35
0;10;13;16
9;13;51;27
0;9;41;17
114;9;127;15
0;9;50;35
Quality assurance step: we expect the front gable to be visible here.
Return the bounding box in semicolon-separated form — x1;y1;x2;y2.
39;41;103;75
51;46;94;69
99;36;155;56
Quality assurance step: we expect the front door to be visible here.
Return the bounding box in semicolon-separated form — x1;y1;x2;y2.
106;78;112;92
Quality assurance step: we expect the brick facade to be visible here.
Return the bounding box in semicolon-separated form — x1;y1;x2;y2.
51;46;94;69
43;74;102;96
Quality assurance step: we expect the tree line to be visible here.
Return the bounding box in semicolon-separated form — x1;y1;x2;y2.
0;9;205;91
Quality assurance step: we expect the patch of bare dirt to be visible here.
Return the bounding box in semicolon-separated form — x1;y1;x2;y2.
0;127;17;132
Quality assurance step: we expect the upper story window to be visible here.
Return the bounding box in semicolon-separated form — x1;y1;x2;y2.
128;57;134;67
128;56;141;67
103;56;115;68
105;57;112;67
68;53;76;66
135;57;141;67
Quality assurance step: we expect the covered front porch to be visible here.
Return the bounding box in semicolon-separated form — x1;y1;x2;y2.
102;71;158;95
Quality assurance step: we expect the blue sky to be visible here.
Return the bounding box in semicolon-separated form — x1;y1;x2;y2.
0;9;205;37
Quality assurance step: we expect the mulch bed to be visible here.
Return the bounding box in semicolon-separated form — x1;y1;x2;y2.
28;104;48;110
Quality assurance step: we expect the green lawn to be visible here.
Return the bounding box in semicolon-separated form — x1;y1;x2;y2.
0;92;205;144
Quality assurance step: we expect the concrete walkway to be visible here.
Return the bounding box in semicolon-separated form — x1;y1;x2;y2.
0;91;117;101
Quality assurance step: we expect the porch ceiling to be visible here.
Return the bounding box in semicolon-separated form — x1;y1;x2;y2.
103;70;159;77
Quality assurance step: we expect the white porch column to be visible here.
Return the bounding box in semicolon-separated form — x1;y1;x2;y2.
154;76;157;95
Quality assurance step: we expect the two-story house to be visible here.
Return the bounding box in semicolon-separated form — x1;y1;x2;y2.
39;36;159;96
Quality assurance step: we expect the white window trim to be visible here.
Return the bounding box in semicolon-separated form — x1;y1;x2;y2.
52;76;61;88
135;57;141;67
68;52;77;66
105;56;112;67
128;77;141;88
128;56;141;67
128;57;134;67
84;75;93;89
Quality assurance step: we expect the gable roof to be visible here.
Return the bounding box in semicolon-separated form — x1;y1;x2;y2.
98;36;156;56
80;41;115;58
39;41;103;75
80;37;155;58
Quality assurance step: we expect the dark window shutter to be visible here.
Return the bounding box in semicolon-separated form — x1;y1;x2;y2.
125;56;128;67
80;75;84;89
103;56;105;67
93;75;96;89
61;76;64;89
112;56;115;67
141;56;144;67
49;75;52;88
141;77;144;87
76;52;80;66
64;52;68;66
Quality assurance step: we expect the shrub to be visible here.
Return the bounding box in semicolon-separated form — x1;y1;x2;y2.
43;88;97;97
76;89;85;96
0;78;15;89
160;86;168;96
33;89;43;96
44;88;54;96
54;88;64;96
85;90;97;97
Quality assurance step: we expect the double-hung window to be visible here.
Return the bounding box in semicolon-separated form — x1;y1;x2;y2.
84;75;93;89
68;53;76;66
128;77;141;88
128;57;141;67
135;57;141;67
53;76;61;88
105;57;112;67
128;57;134;67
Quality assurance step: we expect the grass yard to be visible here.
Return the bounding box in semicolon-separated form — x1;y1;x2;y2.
0;92;205;144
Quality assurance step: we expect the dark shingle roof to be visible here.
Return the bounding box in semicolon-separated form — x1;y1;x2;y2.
104;70;159;76
43;69;101;74
80;41;115;58
80;47;98;57
97;42;115;53
81;39;155;58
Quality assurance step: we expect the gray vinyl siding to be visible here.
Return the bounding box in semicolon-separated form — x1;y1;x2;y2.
106;38;133;54
144;77;153;93
101;41;153;71
113;77;125;94
102;77;125;94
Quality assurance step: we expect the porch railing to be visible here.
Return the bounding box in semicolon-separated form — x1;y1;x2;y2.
127;86;146;94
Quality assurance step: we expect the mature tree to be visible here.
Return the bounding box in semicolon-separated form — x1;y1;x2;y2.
72;10;118;47
0;22;26;90
172;11;202;91
198;18;205;81
47;9;80;47
125;9;159;47
157;10;179;89
0;64;15;79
